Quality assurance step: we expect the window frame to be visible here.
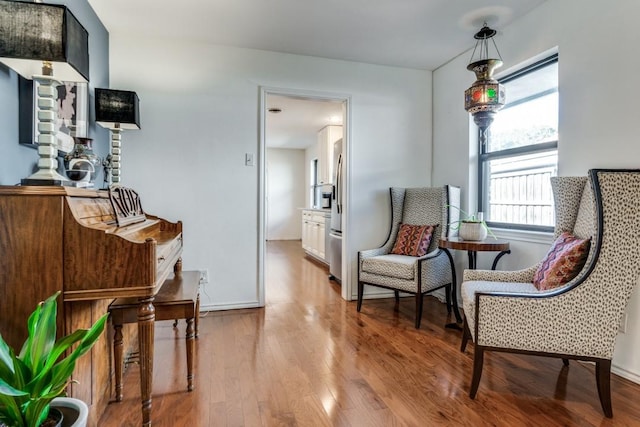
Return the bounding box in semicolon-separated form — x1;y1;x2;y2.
478;54;559;233
310;158;319;208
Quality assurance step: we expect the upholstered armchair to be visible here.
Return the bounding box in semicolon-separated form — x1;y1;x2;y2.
460;169;640;417
357;186;461;328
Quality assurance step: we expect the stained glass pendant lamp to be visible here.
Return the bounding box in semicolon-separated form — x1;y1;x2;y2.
0;0;89;186
464;24;506;136
95;88;141;186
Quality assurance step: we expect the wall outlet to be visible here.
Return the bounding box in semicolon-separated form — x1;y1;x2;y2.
619;313;627;334
200;269;209;284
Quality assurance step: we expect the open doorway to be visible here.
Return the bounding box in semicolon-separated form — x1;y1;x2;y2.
258;88;350;306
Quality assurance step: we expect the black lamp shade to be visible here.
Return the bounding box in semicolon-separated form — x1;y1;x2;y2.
0;0;89;82
95;88;141;130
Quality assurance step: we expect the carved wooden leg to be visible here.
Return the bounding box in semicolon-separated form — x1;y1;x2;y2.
460;318;471;353
414;293;423;329
186;317;195;392
596;359;613;418
113;324;124;402
469;346;484;399
138;297;155;427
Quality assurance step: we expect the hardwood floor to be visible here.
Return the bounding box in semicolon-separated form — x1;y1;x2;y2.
98;240;640;426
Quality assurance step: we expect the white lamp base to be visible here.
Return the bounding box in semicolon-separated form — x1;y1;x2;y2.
21;75;69;186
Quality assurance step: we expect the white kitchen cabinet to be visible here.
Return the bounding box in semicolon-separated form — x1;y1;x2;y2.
317;125;342;185
301;209;330;263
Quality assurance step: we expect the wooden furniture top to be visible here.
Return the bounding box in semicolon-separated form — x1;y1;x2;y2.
439;237;510;252
110;271;200;309
0;185;183;302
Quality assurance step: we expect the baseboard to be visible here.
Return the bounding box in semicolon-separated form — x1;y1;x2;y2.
199;301;262;311
612;363;640;385
350;290;449;303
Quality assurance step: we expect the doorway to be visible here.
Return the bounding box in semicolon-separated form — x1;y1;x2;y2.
258;87;350;305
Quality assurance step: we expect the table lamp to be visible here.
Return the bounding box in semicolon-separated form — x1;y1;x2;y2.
95;88;141;186
0;0;89;186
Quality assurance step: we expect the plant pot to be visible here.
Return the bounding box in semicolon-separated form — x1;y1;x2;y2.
39;408;63;427
50;397;89;427
459;221;487;241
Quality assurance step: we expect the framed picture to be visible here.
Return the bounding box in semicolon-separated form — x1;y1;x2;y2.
18;76;89;155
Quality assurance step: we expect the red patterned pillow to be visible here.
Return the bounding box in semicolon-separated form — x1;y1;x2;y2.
533;232;591;290
390;224;435;257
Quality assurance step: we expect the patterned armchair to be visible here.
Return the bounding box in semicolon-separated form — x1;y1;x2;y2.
460;169;640;417
357;186;460;328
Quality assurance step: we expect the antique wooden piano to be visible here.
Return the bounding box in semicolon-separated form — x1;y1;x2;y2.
0;185;183;426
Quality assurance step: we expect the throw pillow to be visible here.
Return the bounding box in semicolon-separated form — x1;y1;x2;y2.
390;224;436;257
533;232;591;291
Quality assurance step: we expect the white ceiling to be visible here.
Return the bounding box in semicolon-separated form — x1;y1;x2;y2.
266;95;343;149
88;0;547;149
89;0;546;70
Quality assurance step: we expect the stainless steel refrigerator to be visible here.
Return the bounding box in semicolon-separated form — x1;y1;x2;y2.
329;139;343;283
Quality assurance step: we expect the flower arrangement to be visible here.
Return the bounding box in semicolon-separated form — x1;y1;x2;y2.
0;292;107;427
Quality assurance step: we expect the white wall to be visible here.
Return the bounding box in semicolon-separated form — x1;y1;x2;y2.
432;0;640;382
108;36;432;310
266;148;305;241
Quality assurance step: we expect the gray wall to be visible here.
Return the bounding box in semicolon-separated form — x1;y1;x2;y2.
0;0;109;186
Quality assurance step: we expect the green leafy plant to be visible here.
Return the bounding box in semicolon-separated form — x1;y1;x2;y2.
447;205;496;239
0;292;108;427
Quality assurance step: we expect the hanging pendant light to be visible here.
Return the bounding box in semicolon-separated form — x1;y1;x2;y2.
464;24;506;135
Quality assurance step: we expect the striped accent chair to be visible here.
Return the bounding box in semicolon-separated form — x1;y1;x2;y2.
357;186;461;328
460;169;640;417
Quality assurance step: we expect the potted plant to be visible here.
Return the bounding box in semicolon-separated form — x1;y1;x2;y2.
449;208;496;241
0;292;108;427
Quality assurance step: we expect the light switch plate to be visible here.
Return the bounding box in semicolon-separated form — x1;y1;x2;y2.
245;153;255;166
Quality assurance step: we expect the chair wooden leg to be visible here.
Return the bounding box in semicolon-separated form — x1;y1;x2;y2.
460;318;471;352
186;317;195;392
394;290;400;304
596;359;613;418
414;293;424;329
562;358;570;366
445;283;452;314
113;324;124;402
469;346;484;399
357;281;364;312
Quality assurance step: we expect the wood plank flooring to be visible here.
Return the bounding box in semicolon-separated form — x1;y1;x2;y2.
98;240;640;426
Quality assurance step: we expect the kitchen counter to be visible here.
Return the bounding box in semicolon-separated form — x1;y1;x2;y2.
299;207;331;214
301;209;331;264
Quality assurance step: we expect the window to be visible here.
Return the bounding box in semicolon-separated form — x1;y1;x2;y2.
479;54;558;232
310;158;319;208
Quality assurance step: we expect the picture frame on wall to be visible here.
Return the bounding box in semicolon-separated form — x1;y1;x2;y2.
18;76;89;155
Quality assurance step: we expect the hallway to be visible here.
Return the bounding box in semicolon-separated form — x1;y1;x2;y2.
99;241;640;426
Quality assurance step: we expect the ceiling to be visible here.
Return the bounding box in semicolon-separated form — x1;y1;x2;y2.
88;0;547;149
265;96;343;149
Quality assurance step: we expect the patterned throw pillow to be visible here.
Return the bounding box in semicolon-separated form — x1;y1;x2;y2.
390;224;435;257
533;232;591;290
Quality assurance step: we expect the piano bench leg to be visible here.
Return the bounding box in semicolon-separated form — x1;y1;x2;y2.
113;323;124;402
186;317;195;392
